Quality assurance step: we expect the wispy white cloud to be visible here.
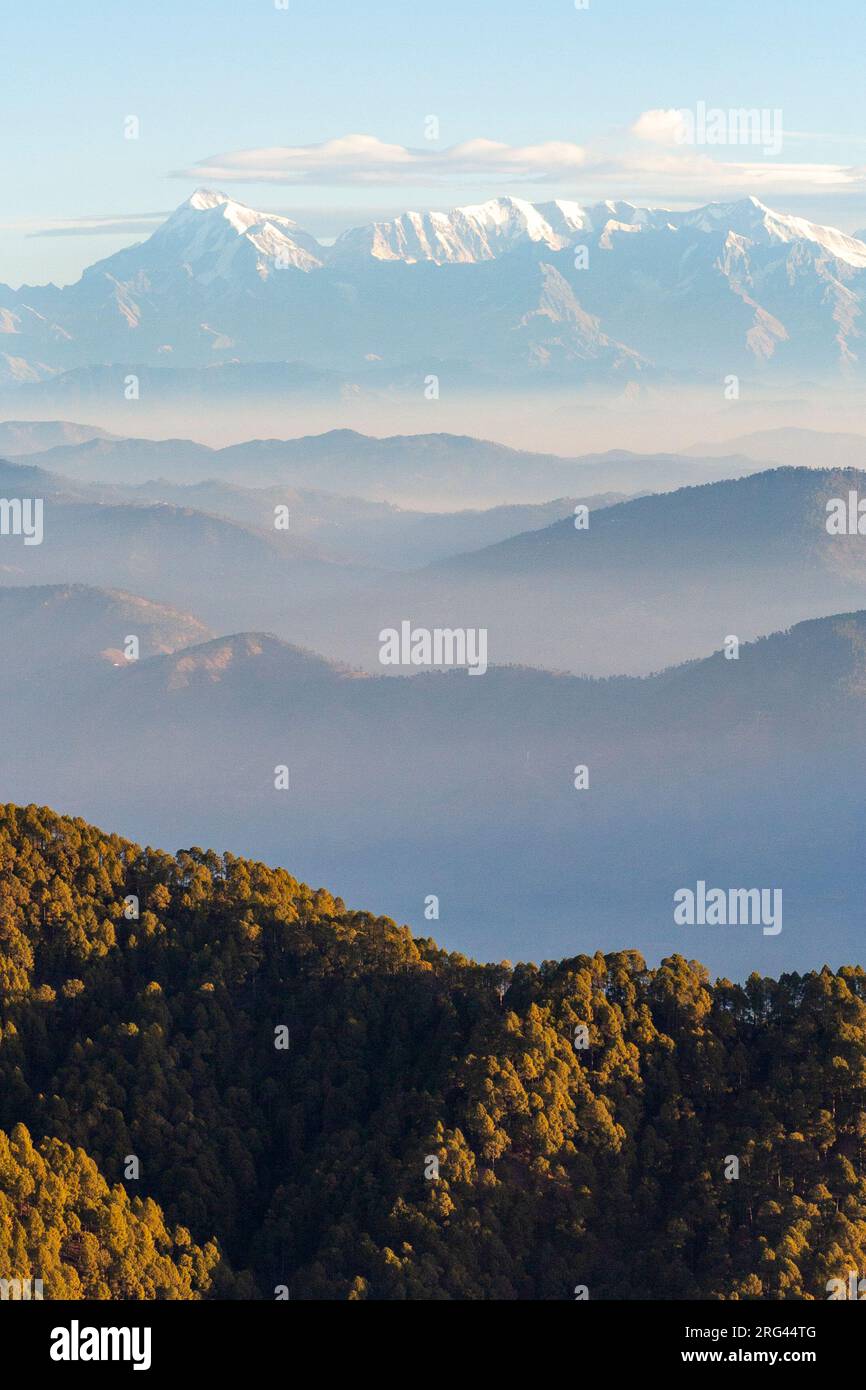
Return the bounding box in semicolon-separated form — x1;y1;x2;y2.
616;149;862;193
174;134;588;185
11;212;169;239
174;127;866;200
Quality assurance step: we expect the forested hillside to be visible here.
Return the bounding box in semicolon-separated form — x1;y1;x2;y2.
2;803;866;1300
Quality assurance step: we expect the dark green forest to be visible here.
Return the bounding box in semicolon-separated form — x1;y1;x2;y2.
2;802;866;1300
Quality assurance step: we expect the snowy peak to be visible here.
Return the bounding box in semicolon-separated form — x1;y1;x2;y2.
186;188;236;214
664;197;866;267
140;188;325;278
326;196;580;266
173;187;307;238
328;196;595;266
758;208;866;268
186;188;233;213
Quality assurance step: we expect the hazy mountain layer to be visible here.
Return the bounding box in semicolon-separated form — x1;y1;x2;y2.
8;425;757;507
277;466;866;675
0;451;627;569
1;595;865;979
5;462;864;675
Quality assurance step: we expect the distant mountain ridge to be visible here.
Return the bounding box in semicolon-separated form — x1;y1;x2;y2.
0;419;115;453
4;189;866;384
685;426;866;471
5;423;759;506
0;449;629;568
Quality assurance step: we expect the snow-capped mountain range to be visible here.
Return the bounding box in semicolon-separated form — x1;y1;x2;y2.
326;193;866;270
3;188;866;387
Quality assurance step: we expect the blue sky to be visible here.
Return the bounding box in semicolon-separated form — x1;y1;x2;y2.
4;0;866;284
